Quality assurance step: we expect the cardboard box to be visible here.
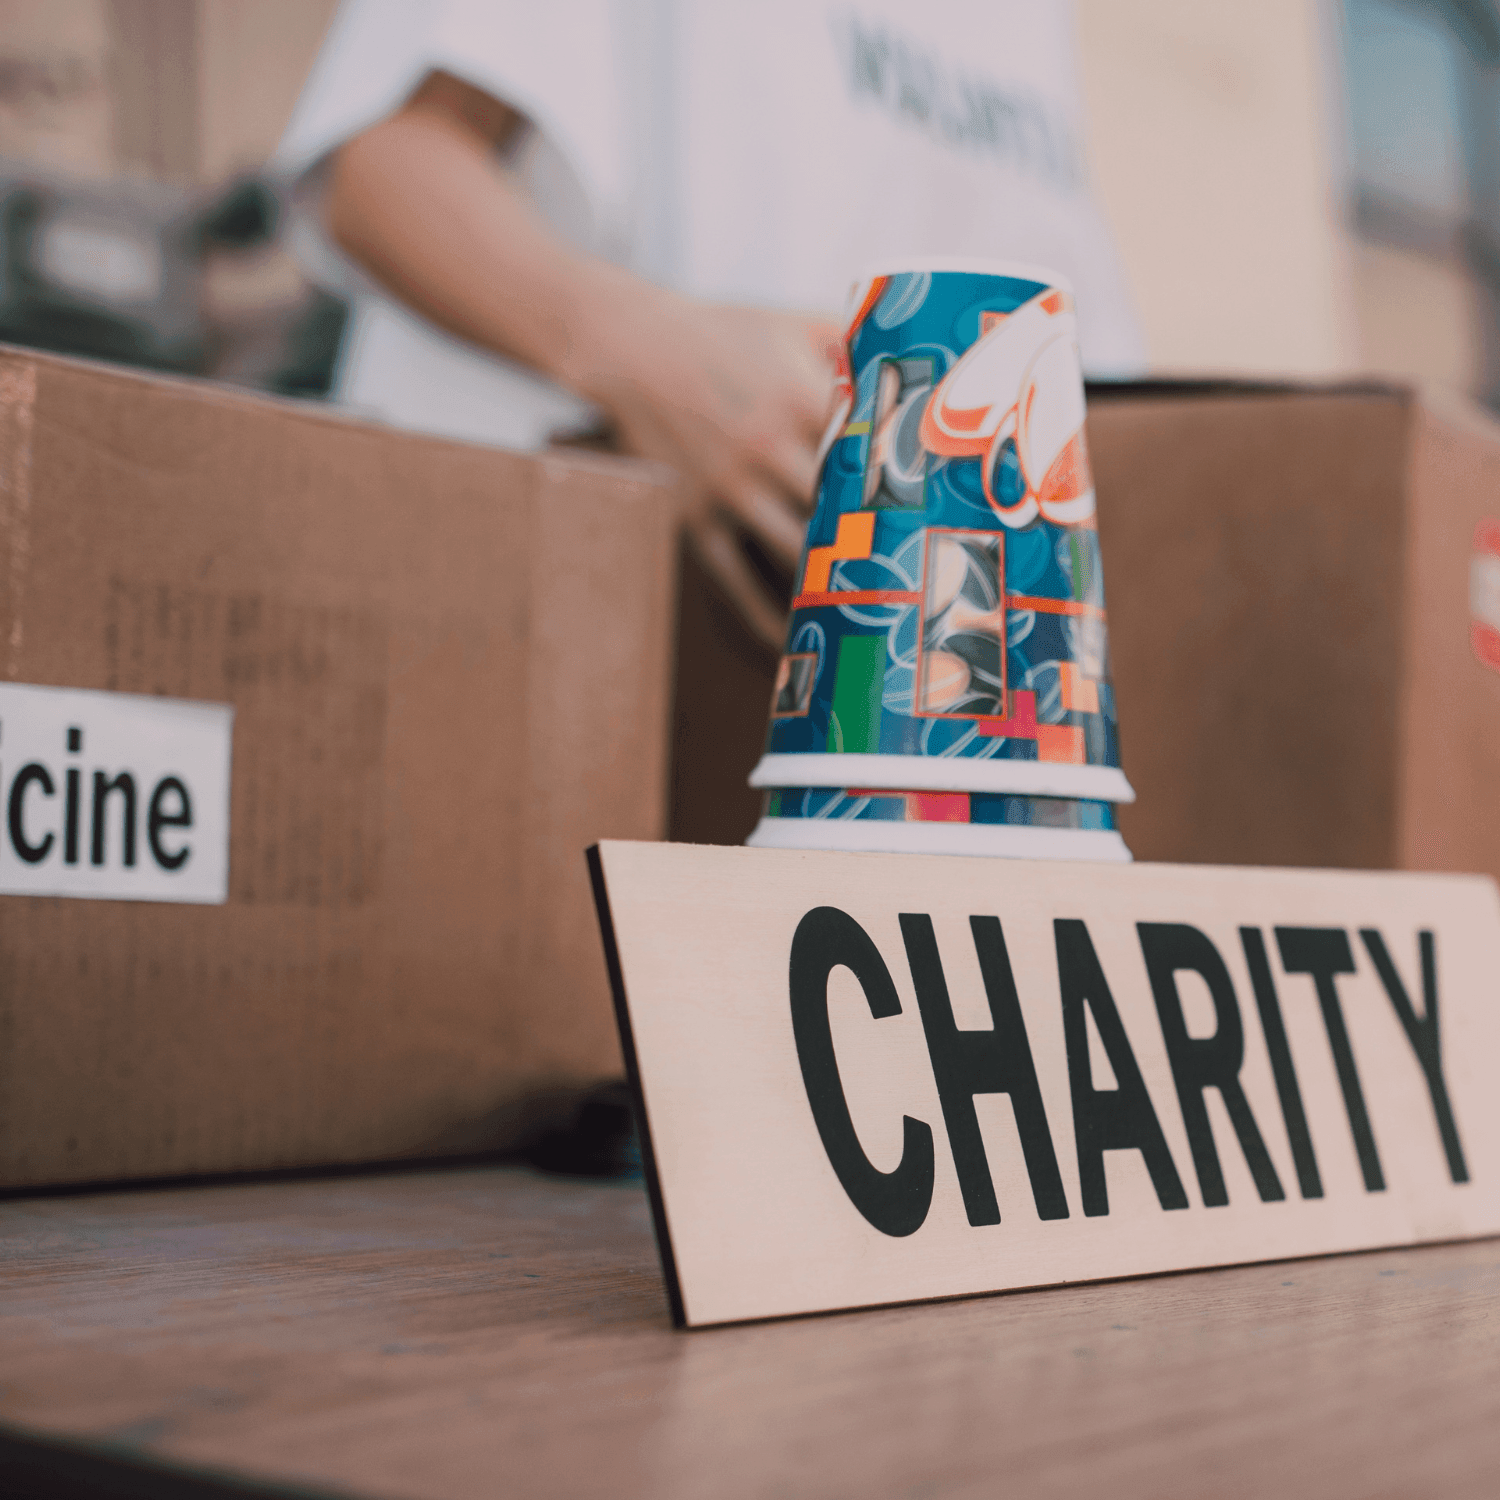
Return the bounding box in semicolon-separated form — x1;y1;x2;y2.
672;381;1500;887
1089;381;1500;877
0;346;682;1190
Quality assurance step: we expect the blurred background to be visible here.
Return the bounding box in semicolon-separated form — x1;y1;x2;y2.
0;0;1493;408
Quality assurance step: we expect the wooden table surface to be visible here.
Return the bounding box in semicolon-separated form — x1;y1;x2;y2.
2;1164;1499;1500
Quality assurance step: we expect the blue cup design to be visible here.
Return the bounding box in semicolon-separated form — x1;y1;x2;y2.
748;259;1135;861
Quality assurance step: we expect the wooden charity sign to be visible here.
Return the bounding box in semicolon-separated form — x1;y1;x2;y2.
588;841;1500;1328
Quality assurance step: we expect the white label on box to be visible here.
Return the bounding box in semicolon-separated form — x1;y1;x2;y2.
0;682;232;904
590;841;1500;1327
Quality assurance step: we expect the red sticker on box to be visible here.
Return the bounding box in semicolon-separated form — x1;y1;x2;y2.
1471;520;1500;673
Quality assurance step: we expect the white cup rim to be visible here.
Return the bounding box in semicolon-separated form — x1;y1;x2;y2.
851;255;1075;295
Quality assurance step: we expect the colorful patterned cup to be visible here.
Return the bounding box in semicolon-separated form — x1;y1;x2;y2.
747;258;1134;860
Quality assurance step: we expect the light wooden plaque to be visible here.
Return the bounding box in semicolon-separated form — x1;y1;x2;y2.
588;842;1500;1328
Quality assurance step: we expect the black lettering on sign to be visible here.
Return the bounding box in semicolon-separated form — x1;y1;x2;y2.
7;763;55;863
789;906;935;1238
1276;928;1385;1192
899;913;1068;1225
1360;930;1469;1184
64;765;80;865
1138;924;1285;1206
1056;919;1188;1217
1240;928;1324;1199
91;771;137;868
148;777;193;871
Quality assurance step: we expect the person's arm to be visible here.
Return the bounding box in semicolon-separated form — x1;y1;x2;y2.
326;70;836;587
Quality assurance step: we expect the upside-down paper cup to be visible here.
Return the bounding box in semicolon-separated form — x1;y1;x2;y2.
748;257;1134;860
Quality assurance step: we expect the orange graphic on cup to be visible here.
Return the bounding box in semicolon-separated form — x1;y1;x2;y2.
920;290;1094;529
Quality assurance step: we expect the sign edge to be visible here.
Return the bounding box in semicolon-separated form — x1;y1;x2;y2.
586;842;690;1329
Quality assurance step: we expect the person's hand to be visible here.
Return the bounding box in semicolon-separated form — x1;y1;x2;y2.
567;285;841;612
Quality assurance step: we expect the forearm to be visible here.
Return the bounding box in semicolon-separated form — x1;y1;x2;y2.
325;102;644;392
322;73;836;614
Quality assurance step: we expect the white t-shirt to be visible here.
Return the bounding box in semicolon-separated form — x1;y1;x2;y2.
276;0;1146;450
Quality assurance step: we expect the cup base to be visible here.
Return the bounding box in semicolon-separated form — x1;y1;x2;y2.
746;816;1131;862
749;753;1135;803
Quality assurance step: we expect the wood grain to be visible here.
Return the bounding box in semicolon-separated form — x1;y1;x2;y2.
2;1165;1499;1499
